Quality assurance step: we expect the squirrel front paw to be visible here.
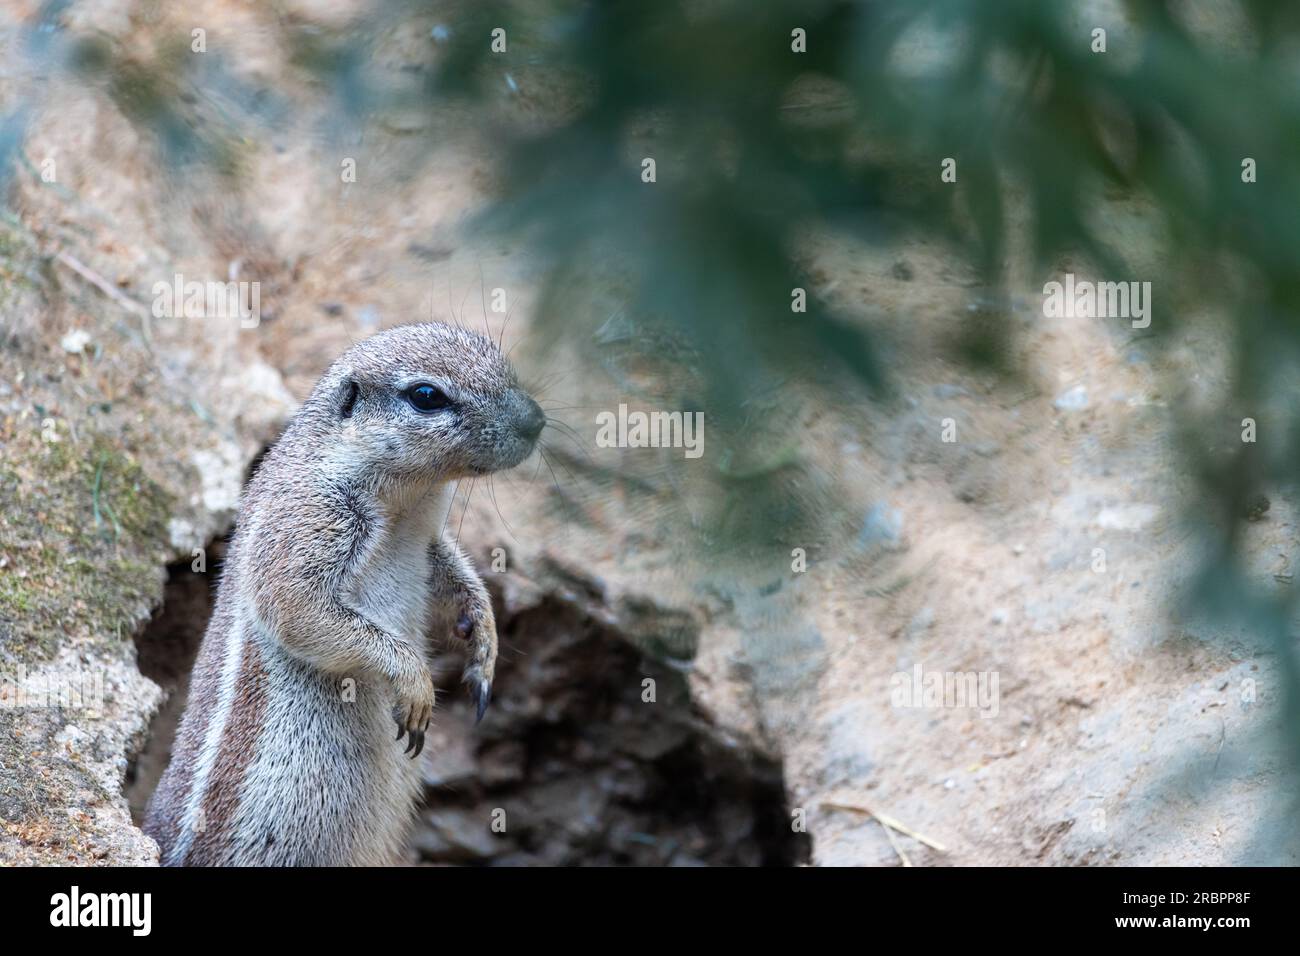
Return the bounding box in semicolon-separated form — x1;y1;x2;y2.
390;661;435;758
455;604;497;723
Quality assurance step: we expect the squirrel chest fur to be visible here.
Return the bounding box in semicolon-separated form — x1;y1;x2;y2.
144;324;545;866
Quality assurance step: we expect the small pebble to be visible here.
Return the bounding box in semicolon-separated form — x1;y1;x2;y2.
1053;385;1089;411
60;329;91;354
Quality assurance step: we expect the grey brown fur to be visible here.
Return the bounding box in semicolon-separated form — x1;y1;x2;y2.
144;323;543;865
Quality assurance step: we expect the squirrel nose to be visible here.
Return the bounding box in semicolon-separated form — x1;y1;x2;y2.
517;398;545;442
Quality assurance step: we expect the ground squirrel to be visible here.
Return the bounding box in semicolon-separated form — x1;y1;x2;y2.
144;323;544;865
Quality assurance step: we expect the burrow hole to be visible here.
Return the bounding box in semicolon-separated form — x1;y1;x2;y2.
127;541;811;866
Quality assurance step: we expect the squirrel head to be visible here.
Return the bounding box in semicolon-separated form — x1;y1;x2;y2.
307;323;545;482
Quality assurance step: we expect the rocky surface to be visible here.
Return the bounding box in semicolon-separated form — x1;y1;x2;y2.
0;199;293;865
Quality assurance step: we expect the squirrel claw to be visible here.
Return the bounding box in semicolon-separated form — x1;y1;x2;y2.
459;604;496;723
405;729;425;758
471;677;491;723
390;672;434;754
392;714;427;757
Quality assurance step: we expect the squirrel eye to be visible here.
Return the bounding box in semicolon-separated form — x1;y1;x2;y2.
406;383;451;412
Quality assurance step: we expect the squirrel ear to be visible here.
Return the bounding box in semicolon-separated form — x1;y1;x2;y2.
338;377;360;420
